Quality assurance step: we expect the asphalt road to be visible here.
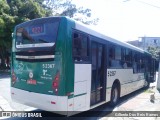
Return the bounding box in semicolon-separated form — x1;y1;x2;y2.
0;77;35;111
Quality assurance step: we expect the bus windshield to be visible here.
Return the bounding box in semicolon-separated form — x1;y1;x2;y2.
15;18;59;49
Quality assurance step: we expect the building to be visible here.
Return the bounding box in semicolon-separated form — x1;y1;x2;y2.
141;37;160;50
127;37;160;50
127;40;142;49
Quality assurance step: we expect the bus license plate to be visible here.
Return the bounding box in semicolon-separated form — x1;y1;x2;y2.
27;79;37;85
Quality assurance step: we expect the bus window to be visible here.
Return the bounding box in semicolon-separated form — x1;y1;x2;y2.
132;52;137;73
132;52;144;73
108;45;122;68
125;49;132;68
115;46;121;60
108;45;114;67
73;32;89;62
16;19;59;49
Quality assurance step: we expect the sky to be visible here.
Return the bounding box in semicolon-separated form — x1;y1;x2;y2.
72;0;160;41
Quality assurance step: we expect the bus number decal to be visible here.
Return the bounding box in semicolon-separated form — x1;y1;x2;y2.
43;69;47;76
42;64;55;69
108;71;116;77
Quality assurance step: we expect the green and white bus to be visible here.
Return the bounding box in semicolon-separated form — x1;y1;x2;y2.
11;17;156;116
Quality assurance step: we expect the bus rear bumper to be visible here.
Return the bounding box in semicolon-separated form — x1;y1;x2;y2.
11;87;68;115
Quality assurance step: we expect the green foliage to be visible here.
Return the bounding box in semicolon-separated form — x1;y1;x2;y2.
147;46;160;59
44;0;99;25
0;0;10;15
0;0;53;69
0;18;5;34
7;0;51;20
0;0;52;48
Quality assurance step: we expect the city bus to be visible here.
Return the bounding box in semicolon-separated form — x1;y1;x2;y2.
11;16;156;116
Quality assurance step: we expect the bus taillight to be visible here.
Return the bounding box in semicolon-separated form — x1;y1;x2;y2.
12;70;16;85
52;72;60;94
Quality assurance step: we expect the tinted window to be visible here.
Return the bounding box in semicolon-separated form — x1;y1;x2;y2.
16;19;59;49
73;31;89;62
108;44;123;68
115;46;121;60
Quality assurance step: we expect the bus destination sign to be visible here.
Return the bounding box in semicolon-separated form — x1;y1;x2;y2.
29;24;44;35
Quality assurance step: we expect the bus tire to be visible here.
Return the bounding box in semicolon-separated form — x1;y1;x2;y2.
110;83;120;107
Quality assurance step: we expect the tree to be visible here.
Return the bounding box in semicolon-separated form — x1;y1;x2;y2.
147;46;160;59
7;0;52;21
0;0;12;68
0;0;52;69
43;0;99;25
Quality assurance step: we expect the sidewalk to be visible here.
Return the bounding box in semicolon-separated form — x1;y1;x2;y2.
101;82;160;120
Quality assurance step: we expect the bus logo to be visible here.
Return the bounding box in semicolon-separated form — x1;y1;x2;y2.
29;72;33;78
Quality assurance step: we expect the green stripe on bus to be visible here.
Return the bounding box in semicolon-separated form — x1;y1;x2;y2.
107;79;144;89
68;94;74;99
68;93;87;99
106;87;112;89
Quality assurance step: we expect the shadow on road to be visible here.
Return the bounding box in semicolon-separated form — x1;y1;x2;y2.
117;87;146;107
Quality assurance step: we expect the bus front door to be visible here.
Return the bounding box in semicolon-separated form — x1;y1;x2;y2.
90;42;106;106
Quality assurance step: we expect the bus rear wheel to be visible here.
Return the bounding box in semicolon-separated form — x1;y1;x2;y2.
110;84;120;107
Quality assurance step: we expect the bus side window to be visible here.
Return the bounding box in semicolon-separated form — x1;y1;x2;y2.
108;47;114;67
73;33;81;58
73;32;89;62
109;45;123;68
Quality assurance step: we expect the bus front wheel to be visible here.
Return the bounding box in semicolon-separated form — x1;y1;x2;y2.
110;83;120;107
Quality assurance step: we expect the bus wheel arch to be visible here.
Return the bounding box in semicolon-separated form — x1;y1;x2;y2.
110;79;121;107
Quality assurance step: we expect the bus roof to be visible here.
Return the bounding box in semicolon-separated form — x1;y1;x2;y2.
72;18;145;53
